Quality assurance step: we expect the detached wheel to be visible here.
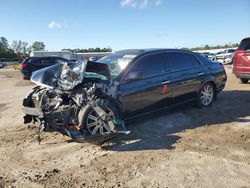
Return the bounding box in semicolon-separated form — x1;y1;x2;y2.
239;78;249;84
78;102;119;135
197;82;215;107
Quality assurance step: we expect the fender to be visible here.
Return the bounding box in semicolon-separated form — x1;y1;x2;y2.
197;75;218;96
103;96;123;117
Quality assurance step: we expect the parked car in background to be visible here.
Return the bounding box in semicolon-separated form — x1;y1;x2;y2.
215;49;236;64
20;56;69;79
232;37;250;84
23;49;227;140
0;63;4;69
199;52;216;61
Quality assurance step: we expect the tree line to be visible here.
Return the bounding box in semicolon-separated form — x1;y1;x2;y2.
62;47;112;53
0;36;112;61
1;35;240;61
0;37;45;61
181;43;239;51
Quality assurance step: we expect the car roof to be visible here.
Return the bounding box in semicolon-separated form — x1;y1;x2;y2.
242;37;250;40
115;48;193;56
28;56;66;59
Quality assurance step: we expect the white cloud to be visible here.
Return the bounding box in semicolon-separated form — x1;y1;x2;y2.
121;0;137;8
48;20;84;30
48;21;62;29
120;0;162;9
155;0;161;6
139;0;148;9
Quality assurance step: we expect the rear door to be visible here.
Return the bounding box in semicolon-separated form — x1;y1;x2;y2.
119;52;171;117
166;52;205;103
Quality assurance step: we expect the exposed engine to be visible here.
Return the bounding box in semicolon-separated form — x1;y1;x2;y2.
22;61;129;143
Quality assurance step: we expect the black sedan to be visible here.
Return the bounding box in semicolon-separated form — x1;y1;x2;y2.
22;49;227;139
97;49;227;119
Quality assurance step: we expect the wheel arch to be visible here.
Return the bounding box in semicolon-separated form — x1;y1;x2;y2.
78;96;122;126
199;79;218;98
104;97;122;117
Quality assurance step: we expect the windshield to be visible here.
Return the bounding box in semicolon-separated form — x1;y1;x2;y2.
239;38;250;51
97;50;143;79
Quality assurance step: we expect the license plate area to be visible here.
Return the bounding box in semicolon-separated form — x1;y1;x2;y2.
22;107;43;116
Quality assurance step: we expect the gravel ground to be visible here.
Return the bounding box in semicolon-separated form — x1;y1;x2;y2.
0;66;250;188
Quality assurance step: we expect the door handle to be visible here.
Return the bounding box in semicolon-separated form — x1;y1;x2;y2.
197;72;205;76
162;80;171;85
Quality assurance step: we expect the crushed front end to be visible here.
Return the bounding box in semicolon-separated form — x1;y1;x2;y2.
22;61;129;143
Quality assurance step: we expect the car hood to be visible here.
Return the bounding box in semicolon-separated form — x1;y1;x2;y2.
216;53;233;57
30;60;111;90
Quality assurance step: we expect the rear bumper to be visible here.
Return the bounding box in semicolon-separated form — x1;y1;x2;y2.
20;69;31;79
217;83;225;93
235;73;250;79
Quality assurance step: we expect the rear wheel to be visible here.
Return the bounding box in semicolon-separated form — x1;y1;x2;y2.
197;82;215;107
239;78;249;84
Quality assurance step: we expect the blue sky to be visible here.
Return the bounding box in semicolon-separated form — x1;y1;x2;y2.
0;0;249;51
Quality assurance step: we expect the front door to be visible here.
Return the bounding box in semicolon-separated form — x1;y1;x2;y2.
119;52;171;118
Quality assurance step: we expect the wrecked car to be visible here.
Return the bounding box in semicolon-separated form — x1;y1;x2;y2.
22;49;227;142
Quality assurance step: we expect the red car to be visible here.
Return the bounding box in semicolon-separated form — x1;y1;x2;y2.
232;37;250;84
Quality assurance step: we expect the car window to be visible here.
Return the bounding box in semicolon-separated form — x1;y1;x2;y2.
228;49;235;53
166;52;201;71
29;58;41;64
239;38;250;51
40;58;52;66
55;58;67;64
126;53;166;78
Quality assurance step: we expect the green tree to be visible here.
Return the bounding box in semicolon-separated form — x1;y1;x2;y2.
12;40;22;53
32;41;45;51
0;37;9;50
204;45;210;50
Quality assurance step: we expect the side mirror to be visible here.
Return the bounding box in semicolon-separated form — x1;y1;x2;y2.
125;71;144;82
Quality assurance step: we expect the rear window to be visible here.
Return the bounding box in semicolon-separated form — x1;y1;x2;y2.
28;58;38;64
40;58;51;65
228;49;235;53
238;38;250;51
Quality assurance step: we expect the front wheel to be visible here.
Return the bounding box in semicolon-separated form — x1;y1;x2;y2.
78;102;119;135
239;78;249;84
197;83;215;107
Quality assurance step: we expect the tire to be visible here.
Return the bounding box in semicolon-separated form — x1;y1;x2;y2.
23;76;30;80
78;101;119;135
239;78;249;84
197;82;215;107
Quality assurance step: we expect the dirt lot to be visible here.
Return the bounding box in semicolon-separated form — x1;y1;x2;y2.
0;67;250;188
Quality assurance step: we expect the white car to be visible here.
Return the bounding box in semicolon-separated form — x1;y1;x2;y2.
215;49;236;64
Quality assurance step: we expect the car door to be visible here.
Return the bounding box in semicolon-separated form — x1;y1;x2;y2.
166;52;205;103
119;52;171;117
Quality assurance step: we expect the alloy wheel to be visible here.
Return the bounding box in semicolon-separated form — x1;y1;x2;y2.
200;84;214;106
86;108;115;135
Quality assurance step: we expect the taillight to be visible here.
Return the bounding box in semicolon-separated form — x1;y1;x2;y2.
21;62;27;69
234;50;245;56
220;63;226;73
